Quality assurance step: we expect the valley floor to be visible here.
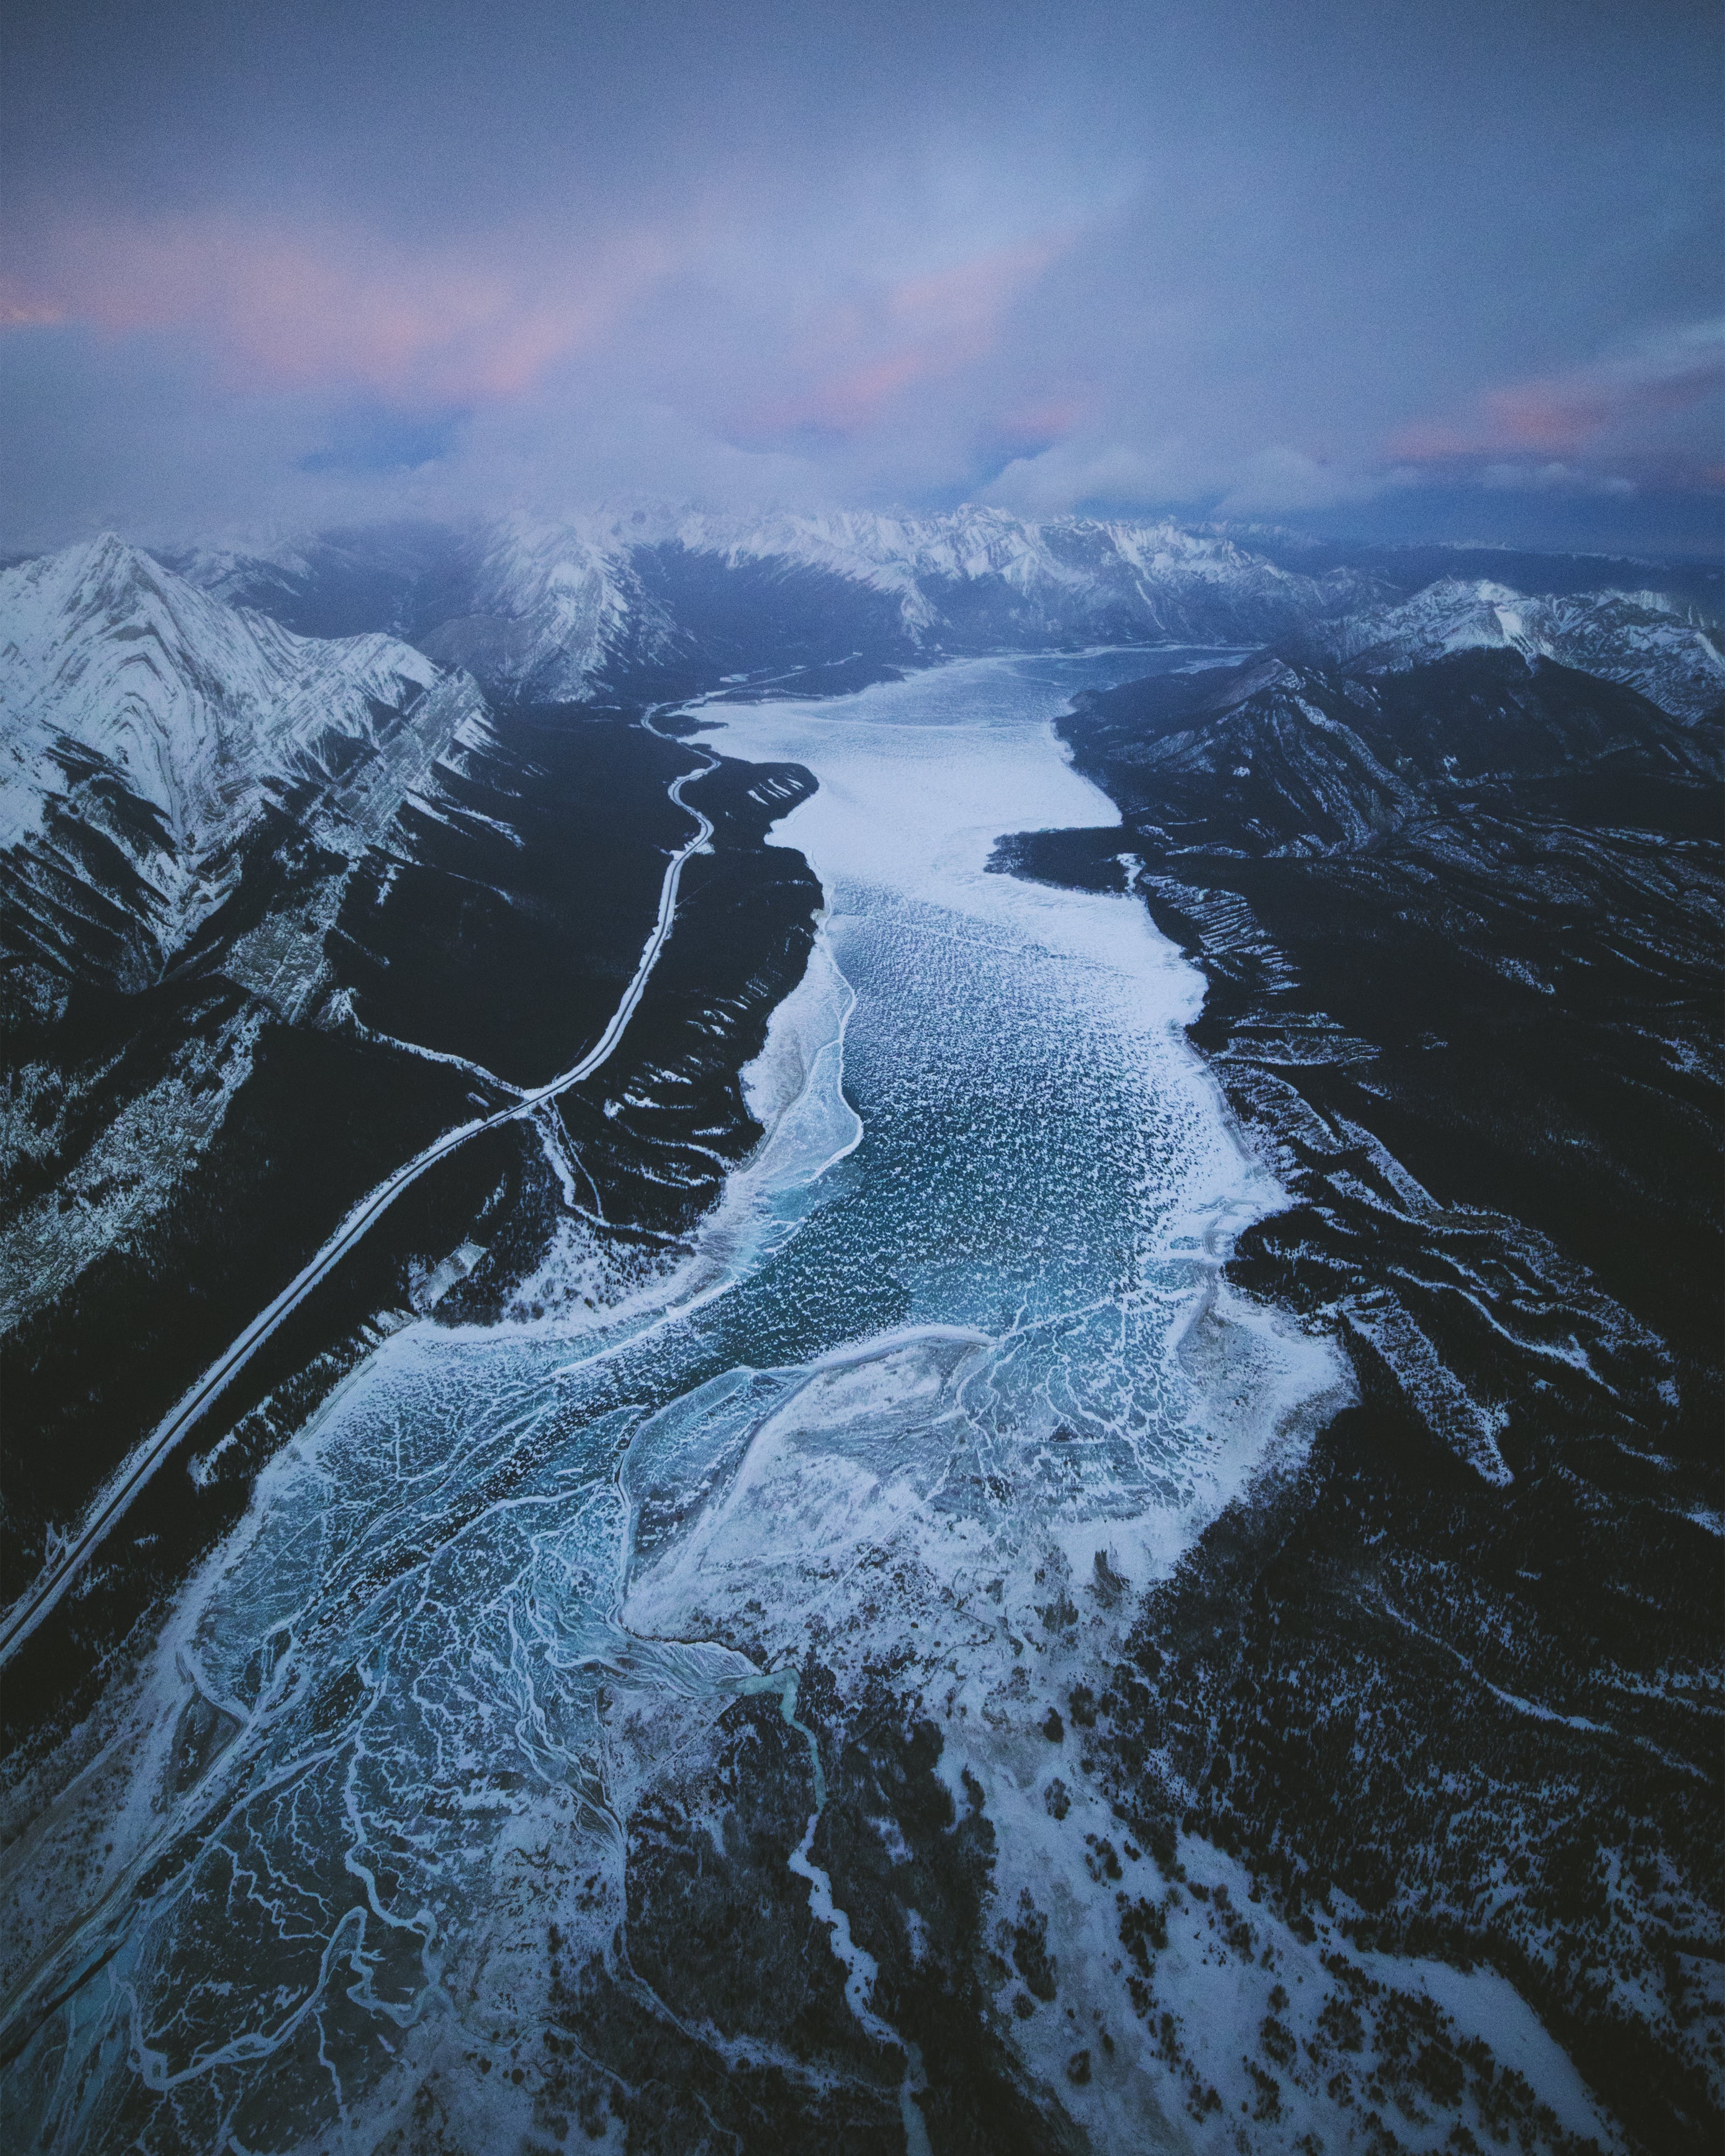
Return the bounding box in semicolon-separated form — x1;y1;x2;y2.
1;648;1718;2156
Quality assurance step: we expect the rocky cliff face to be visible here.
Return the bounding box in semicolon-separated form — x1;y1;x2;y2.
0;533;487;987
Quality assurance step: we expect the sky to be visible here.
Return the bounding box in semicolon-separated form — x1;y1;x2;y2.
2;0;1721;555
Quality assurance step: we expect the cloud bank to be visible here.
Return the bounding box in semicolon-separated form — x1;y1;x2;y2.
3;0;1720;552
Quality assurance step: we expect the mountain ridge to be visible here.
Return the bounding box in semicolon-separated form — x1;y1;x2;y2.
163;505;1391;699
1308;574;1725;721
153;508;1725;721
0;533;487;983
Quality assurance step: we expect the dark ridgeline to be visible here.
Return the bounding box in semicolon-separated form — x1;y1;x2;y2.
996;647;1724;2153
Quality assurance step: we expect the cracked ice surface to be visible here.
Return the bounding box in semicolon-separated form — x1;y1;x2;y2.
1;652;1347;2152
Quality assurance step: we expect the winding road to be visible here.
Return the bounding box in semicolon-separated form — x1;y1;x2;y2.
0;727;720;1672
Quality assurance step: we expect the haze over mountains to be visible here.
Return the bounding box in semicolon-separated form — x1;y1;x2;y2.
170;507;1385;696
166;504;1724;702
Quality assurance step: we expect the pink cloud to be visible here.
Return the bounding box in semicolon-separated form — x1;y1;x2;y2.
1391;323;1725;469
995;396;1089;447
886;237;1065;336
0;291;66;329
749;233;1070;437
1;215;679;402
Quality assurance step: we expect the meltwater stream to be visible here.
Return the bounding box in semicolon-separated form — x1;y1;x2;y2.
1;653;1345;2153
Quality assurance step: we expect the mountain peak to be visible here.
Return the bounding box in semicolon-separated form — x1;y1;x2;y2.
0;535;449;859
1314;576;1724;718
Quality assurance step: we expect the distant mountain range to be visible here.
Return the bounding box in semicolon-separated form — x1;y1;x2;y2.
167;507;1381;700
6;509;1717;990
162;505;1725;711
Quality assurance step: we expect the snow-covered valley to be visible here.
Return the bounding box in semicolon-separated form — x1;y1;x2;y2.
0;652;1347;2152
0;513;1719;2156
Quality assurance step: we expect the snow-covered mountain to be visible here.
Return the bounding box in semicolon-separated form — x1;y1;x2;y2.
1315;576;1725;720
417;518;643;702
51;514;1725;737
2;534;454;851
0;535;493;1338
511;506;1383;683
172;506;1390;701
578;502;1381;635
0;534;486;981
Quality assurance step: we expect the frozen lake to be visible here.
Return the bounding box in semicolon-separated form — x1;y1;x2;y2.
3;651;1345;2153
